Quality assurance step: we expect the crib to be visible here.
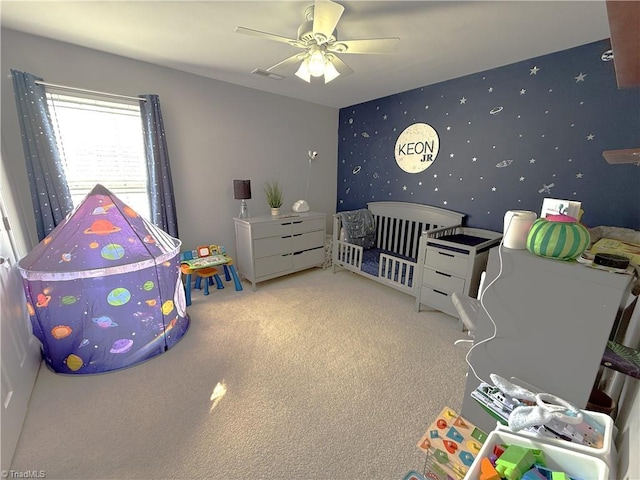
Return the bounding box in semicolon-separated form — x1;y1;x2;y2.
332;202;465;296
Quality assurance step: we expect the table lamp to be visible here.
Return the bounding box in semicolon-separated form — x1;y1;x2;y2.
233;179;251;219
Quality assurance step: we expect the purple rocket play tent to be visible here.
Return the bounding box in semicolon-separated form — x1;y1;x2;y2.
18;184;189;374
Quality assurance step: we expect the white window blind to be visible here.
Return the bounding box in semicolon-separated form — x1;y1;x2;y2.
46;92;151;220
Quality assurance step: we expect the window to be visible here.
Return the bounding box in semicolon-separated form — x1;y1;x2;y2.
46;92;151;220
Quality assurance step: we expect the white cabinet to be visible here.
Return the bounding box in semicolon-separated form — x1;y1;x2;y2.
460;247;635;434
234;212;326;289
415;227;502;319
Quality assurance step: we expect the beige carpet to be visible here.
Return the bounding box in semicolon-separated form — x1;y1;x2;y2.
9;267;469;479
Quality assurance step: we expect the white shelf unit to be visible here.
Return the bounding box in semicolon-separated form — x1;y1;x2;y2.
234;212;326;290
414;227;502;320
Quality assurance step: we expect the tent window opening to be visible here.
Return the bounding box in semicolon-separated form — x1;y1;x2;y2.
46;92;151;220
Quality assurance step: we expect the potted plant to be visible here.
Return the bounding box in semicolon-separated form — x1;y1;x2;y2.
263;180;283;216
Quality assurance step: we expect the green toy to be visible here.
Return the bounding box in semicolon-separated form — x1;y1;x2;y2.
494;445;536;480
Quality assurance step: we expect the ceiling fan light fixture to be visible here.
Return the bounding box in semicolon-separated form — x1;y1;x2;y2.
323;59;340;83
308;49;326;77
330;42;348;53
295;60;311;82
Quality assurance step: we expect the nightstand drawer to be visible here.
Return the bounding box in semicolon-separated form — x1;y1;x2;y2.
254;236;292;258
419;287;457;317
422;268;465;293
425;249;468;277
255;254;293;278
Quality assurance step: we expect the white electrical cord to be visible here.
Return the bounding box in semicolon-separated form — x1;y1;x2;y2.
464;214;514;385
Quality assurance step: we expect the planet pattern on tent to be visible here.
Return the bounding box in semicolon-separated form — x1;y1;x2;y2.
18;184;190;375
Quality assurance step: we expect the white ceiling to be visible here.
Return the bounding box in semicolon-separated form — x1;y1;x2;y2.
1;1;612;109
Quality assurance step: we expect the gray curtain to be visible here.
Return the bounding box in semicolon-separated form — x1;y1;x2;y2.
11;69;73;241
139;94;179;238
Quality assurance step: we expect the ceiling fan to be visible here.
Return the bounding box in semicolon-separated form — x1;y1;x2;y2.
235;0;400;84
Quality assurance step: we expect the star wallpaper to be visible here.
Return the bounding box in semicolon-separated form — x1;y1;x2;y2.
337;39;640;232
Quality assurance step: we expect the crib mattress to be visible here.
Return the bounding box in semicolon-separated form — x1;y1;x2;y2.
361;248;416;286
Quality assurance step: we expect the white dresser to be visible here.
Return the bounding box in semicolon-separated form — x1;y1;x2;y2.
415;227;502;319
234;212;326;290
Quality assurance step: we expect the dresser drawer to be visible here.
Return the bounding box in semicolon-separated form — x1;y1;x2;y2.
251;221;292;239
293;247;324;270
425;249;468;277
254;235;292;258
419;286;458;317
292;230;324;252
255;254;293;278
291;217;324;235
422;268;466;293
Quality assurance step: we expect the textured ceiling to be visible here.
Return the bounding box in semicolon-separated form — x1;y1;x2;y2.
1;1;612;108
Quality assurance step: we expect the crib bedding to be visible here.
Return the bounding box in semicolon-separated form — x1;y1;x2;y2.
361;248;415;286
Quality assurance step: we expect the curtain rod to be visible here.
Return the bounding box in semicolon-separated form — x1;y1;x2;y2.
34;80;147;103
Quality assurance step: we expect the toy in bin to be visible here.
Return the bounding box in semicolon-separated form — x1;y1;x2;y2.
467;428;609;480
476;443;581;480
470;375;605;450
416;407;487;480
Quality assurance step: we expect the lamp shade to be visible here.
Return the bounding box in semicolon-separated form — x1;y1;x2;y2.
233;180;251;200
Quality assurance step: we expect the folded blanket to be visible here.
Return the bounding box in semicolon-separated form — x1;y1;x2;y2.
337;209;376;249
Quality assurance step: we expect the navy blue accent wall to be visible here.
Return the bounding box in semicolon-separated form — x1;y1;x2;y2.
337;39;640;232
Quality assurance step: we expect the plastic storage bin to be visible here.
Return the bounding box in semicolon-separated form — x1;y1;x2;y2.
464;429;609;480
494;409;617;478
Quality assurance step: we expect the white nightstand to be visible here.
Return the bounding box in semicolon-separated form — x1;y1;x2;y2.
415;227;502;320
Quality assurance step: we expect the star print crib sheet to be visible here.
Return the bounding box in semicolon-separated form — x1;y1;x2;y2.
18;184;189;374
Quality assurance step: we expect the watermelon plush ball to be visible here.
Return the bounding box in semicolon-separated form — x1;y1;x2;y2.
526;215;590;260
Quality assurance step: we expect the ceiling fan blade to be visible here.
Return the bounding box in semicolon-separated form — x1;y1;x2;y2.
235;26;304;48
312;0;344;44
266;53;308;75
327;54;354;77
328;37;400;55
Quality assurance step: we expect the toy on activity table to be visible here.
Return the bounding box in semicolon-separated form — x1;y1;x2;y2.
180;244;243;305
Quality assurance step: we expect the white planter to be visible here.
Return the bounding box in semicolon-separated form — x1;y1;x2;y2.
270;207;280;216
